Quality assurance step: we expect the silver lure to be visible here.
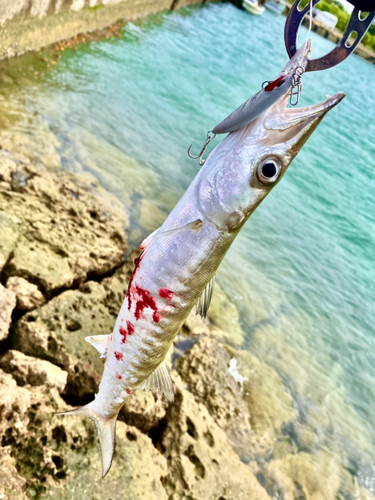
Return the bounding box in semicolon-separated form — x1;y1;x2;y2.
58;41;345;478
212;41;310;135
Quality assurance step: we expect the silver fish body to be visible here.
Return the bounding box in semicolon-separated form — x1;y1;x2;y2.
59;42;345;478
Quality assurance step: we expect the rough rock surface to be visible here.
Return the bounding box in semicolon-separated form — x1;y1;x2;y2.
206;281;244;346
120;390;168;433
176;336;253;462
258;451;342;500
0;369;168;500
0;283;16;341
6;276;45;311
10;258;135;405
0;446;28;500
161;374;271;500
0;143;373;500
0;153;128;295
0;350;67;392
225;345;298;458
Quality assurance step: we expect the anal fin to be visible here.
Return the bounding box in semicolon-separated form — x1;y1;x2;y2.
85;334;110;358
137;361;174;402
196;275;216;318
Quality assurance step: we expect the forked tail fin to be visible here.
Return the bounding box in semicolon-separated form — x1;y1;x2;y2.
57;402;118;478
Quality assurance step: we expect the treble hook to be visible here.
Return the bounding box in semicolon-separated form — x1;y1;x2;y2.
187;131;216;166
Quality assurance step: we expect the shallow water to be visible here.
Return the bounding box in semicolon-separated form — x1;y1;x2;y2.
1;2;375;489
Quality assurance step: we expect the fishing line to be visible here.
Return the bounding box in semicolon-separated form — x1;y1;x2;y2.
305;0;313;44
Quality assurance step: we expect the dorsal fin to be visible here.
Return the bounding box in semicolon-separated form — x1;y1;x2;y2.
85;334;110;358
196;275;216;318
137;361;174;402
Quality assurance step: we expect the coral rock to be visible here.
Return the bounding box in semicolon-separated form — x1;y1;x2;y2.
0;369;167;499
0;283;16;341
161;376;271;500
0;161;128;294
120;390;169;433
259;451;342;500
0;350;67;392
6;276;45;310
176;336;253;462
0;446;28;500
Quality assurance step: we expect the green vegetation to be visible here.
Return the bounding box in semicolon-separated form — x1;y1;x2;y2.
316;0;375;52
300;0;375;53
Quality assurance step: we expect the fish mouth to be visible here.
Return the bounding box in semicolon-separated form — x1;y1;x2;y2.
265;91;346;132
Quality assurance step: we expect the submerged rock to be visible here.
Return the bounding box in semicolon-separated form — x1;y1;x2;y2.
181;281;244;347
207;282;244;346
225;346;298;458
258;451;342;500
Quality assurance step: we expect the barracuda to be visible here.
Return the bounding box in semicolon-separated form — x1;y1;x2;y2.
58;42;345;477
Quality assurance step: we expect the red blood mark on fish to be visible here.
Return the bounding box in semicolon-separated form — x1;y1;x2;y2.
119;326;127;343
109;334;113;341
114;351;123;361
159;288;174;301
127;320;134;335
130;285;160;323
126;251;161;323
126;253;144;311
126;388;131;395
115;374;122;380
264;75;287;92
119;320;135;344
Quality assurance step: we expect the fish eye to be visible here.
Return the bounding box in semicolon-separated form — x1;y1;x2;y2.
256;158;282;185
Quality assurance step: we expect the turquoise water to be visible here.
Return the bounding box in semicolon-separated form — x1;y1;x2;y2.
3;2;375;489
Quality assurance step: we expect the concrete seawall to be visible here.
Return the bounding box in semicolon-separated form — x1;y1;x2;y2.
0;0;218;60
0;0;373;64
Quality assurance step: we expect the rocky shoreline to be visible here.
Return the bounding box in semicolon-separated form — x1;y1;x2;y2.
0;148;374;500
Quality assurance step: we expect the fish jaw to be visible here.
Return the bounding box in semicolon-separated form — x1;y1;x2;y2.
197;91;345;232
260;91;346;157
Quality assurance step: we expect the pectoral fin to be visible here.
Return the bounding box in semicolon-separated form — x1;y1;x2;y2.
140;220;202;253
196;275;216;318
137;361;174;402
85;334;110;358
